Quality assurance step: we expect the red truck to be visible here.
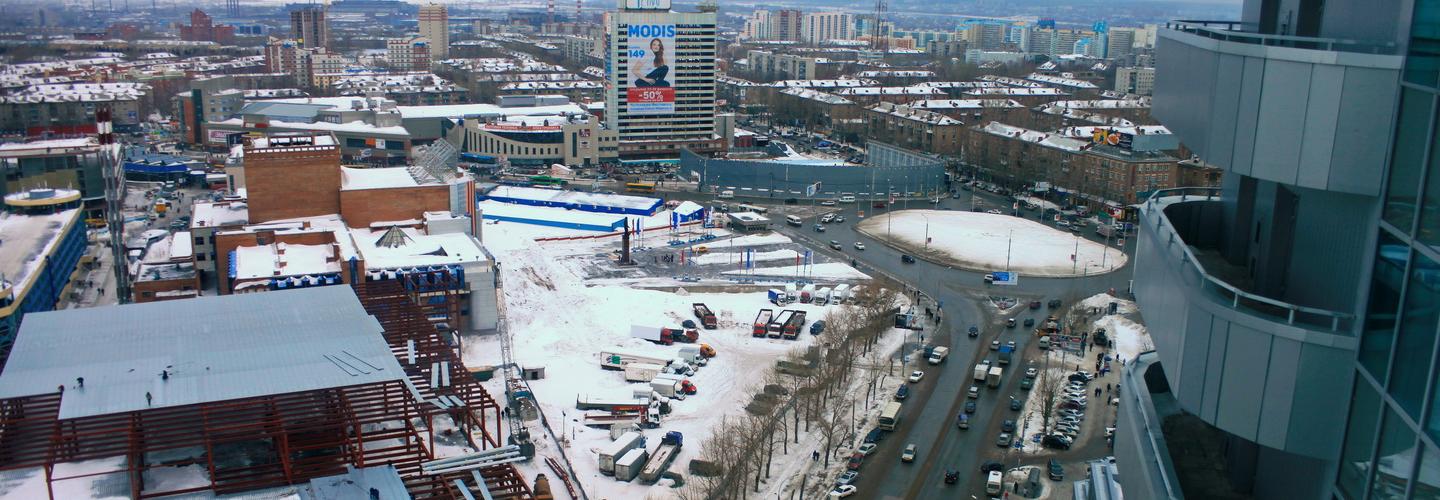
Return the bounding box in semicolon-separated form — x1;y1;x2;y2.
769;310;795;339
692;303;717;329
782;310;807;340
631;325;699;345
752;309;773;337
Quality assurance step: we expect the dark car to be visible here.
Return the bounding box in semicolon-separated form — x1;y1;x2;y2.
811;320;827;335
1028;300;1041;310
1048;299;1063;309
1024;318;1035;327
1010;397;1022;411
980;461;1003;474
964;400;977;413
785;198;799;205
901;254;916;263
968;325;980;338
873;201;887;209
895;385;910;401
864;428;886;444
1048;459;1065;480
1002;419;1016;432
1006;318;1016;328
945;470;959;484
1021;377;1033;390
1043;435;1073;450
1069;373;1091;384
682;319;697;329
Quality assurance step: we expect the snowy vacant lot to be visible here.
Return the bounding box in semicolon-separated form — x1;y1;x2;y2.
856;210;1127;277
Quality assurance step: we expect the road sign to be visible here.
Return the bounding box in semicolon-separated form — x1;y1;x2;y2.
991;272;1019;286
805;182;820;197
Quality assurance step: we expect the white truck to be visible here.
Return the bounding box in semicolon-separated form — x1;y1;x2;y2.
600;347;674;371
598;432;646;476
814;287;833;305
624;362;664;382
678;345;709;367
974;364;988;383
927;346;950;365
987;366;1003;388
784;283;798;302
833;284;851;304
615;447;648;481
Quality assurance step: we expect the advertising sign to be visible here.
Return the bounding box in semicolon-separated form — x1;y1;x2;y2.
623;0;671;10
625;24;676;115
207;129;232;145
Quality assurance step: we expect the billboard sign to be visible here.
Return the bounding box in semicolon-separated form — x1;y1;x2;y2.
622;0;671;10
625;24;676;115
207;129;232;144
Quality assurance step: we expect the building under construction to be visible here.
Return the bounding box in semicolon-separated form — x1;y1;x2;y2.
0;285;530;499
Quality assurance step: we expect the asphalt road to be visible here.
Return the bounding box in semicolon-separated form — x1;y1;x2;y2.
656;186;1137;497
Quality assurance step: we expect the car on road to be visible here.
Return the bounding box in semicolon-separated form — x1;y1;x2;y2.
1006;318;1016;328
857;442;877;456
945;470;959;484
854;242;865;250
986;209;1002;215
835;470;859;486
964;400;977;413
873;201;887;208
1025;367;1038;378
1048;299;1063;309
901;444;917;463
996;433;1012;447
814;224;826;232
894;385;909;400
1002;419;1016;432
1021;378;1033;390
968;325;980;337
1006;341;1016;350
1010;398;1022;411
908;370;925;383
829;485;857;498
846;453;864;470
821;214;835;223
990;340;1000;350
1048;459;1065;480
833;215;846;223
968;386;979;399
821;200;838;206
1024;318;1035;327
1056;220;1071;228
1028;300;1041;310
785;198;800;205
830;240;842;250
901;254;916;263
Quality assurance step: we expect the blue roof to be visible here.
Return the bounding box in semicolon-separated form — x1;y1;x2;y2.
241;101;334;121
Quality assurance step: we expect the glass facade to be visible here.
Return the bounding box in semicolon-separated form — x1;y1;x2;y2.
1340;4;1440;496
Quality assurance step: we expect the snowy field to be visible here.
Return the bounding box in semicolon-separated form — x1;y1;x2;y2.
856;210;1127;277
464;211;894;499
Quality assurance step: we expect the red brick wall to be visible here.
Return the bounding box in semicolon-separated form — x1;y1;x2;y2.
340;185;451;228
245;146;342;223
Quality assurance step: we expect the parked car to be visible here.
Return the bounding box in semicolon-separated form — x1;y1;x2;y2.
846;453;864;470
811;320;827;335
996;433;1012;447
863;428;885;444
857;443;877;456
908;370;925;383
1043;435;1073;449
895;385;909;400
833;215;846;223
1002;419;1016;432
835;470;859;486
901;254;916;263
965;400;977;413
1010;398;1022;411
829;485;857;498
815;224;827;232
1048;299;1063;309
853;242;865;250
821;200;838;206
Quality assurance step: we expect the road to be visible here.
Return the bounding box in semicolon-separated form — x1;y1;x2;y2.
662;186;1136;497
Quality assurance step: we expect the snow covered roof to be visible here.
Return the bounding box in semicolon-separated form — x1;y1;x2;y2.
232;242;340;280
394;102;587;119
350;226;488;270
978;75;1047;88
912;81;1006;89
779;87;854;105
964;87;1067;96
0;138;98;157
907;99;1024;110
0;208;80;303
341;167;428;190
487;186;663;213
835;86;944;96
190;200;249;230
500;81;602;90
1025;73;1099;89
212;118;411;137
867;102;964;126
853;70;936;78
1040;99;1151;110
769;79;880;88
1058;125;1171;138
0;287;401;420
0;82;150;104
978;122;1089;152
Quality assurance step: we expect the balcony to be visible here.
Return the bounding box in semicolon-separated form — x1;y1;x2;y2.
1154;21;1404;196
1132;188;1358;459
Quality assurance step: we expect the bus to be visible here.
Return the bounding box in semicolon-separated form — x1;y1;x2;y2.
530;175;569;188
626;182;657;194
878;402;903;430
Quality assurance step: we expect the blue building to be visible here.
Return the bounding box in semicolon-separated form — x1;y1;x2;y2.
0;187;87;361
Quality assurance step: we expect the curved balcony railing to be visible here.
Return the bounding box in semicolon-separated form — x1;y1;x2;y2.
1166;20;1399;55
1143;187;1355;333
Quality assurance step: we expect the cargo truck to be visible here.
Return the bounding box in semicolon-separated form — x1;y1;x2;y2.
814;287;832;305
782;310;807;339
987;366;1003;388
998;345;1013;365
974;364;988;383
770;310;795;338
654;373;697;395
833;284;851;304
639;431;684;483
799;284;816;303
624;362;665;382
691;303;717;329
927;346;950;364
677;345;714;366
600;348;674;371
767;289;789;306
615;447;648;481
598;432;646;476
753;309;774;337
629;325;698;345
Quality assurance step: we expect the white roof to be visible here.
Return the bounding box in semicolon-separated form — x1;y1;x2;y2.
979;122;1089;152
835;87;944;96
964;87;1067;96
867;103;963;126
341;167;421;190
394;102;586;119
1026;73;1099;89
232;242;339;280
189;201;249;230
780;87;853;105
769;79;880;88
0;208;80;300
214;118;410;137
0;287;402;420
908;99;1025;110
351;226;488;270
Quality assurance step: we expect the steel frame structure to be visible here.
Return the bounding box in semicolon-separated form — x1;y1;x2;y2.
0;282;528;500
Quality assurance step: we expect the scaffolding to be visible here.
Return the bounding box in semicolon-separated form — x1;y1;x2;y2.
0;283;530;499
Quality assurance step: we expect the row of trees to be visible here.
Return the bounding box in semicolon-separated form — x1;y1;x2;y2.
680;283;904;500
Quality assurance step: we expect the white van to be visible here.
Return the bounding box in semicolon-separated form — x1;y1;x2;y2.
718;190;735;199
839;194;856;203
786;215;802;226
986;471;1003;495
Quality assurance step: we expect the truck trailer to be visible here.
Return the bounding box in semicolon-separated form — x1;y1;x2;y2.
769;310;795;338
974;364;988;383
782;310;807;340
615;447;648;481
599;348;674;371
598;432;646;476
691;303;717;329
629;324;699;345
624;362;664;382
987;366;1003;388
752;309;774;337
639;431;684;483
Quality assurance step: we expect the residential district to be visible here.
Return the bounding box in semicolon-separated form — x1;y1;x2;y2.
0;0;1431;499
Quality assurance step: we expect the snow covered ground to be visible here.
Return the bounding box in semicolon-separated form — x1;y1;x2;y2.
1080;292;1151;361
856;210;1127;277
464;219;895;499
723;262;870;280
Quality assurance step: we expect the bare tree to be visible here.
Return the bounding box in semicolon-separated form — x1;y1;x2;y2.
1034;364;1067;432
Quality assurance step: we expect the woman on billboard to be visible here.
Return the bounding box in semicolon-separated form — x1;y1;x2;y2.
631;38;671;88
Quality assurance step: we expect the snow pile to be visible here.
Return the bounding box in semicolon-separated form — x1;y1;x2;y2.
1079;292;1150;360
692;248;799;266
723;262;869;280
856;210;1127;276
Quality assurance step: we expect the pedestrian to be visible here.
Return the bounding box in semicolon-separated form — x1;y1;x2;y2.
812;450;819;461
145;392;152;405
1106;383;1111;393
1095;387;1101;397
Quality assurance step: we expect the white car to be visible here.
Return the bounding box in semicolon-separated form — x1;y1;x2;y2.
986;209;1002;215
854;242;866;250
857;442;877;456
908;370;925;383
821;200;838;206
821;214;835;223
829;485;858;498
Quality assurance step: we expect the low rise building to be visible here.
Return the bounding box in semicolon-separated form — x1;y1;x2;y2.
747;50;820;81
460;113;616;167
188;199;250;285
864;102;966;155
0;83;150;135
1115;66;1155;96
0;139;105;215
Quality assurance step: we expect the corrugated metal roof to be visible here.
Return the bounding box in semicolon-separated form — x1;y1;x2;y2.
0;287;404;420
304;465;412;500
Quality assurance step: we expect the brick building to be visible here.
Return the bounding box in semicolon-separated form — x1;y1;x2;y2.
864;102;966;155
178;9;235;45
243;135;343;223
